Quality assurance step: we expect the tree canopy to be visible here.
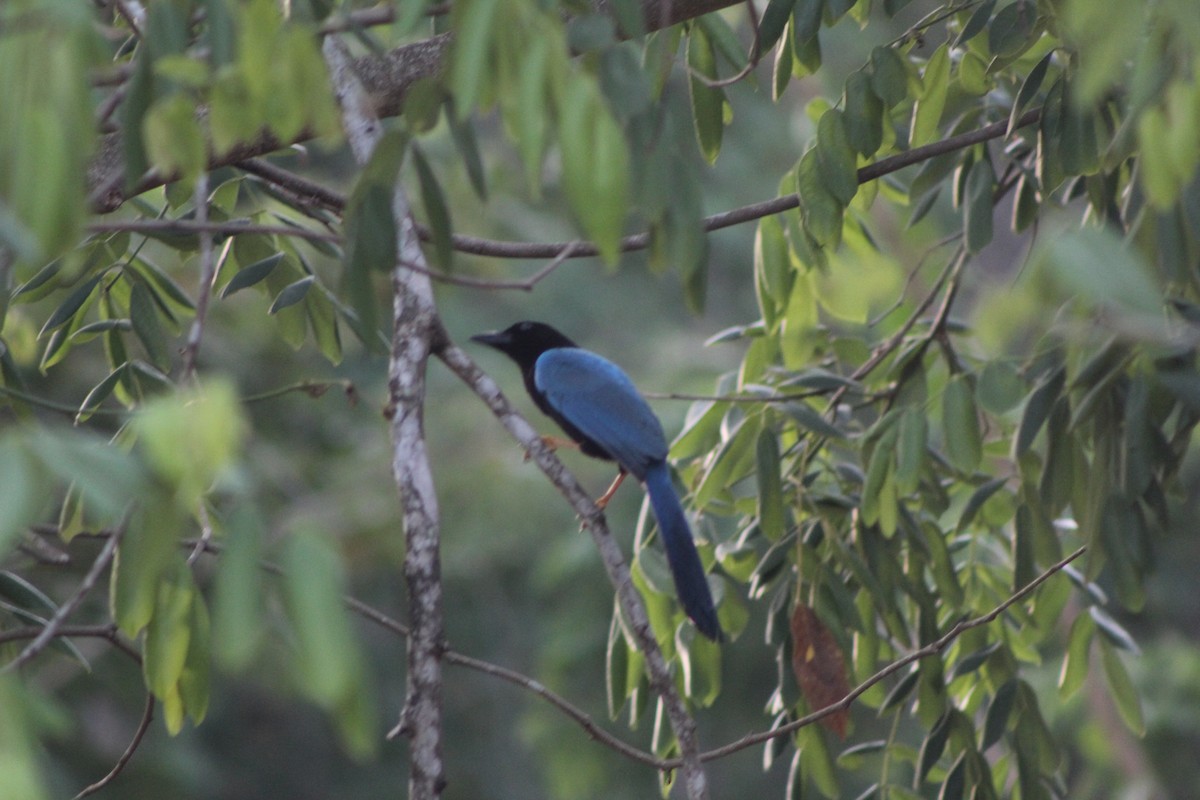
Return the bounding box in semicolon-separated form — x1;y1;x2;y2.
3;0;1200;798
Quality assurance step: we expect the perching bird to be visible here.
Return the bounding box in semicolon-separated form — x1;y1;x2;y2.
472;321;722;641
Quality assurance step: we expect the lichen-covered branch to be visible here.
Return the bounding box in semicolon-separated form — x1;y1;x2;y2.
322;35;447;800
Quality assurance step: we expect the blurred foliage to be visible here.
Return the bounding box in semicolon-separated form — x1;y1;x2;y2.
3;0;1200;798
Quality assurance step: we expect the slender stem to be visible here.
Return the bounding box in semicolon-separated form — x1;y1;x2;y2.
73;693;155;800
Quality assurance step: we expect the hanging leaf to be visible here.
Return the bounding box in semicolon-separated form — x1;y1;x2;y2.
790;604;851;738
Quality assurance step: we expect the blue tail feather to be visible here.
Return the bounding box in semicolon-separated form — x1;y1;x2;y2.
643;462;722;641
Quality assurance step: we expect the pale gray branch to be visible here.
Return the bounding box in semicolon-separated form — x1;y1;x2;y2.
322;35;448;800
437;341;711;800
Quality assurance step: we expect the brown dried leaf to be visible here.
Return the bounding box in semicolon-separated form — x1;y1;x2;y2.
790;603;851;738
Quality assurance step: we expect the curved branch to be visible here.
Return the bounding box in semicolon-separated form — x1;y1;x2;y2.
234;107;1044;280
73;693;155;800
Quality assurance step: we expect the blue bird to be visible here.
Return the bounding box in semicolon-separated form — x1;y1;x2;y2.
472;321;722;641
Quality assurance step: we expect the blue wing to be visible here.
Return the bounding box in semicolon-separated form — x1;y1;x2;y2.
534;348;667;479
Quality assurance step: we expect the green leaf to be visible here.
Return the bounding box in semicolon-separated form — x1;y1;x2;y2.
917;710;952;782
222;252;283;298
941;375;982;473
269;275;314;315
38;274;104;338
1099;639;1144;735
983;678;1019;748
178;591;211;726
956;0;997;46
514;39;550;193
129;282;171;372
756;0;798;57
282;529;362;707
880;667;919;713
870;46;908;107
557;83;629;266
756;428;786;542
911;44;950;146
843;71;884;157
306;290;343;366
0;440;39;555
893;408;926;495
988;0;1036;58
1058;611;1094;699
781;400;845;440
144;561;196;698
1008;51;1052;135
1014;366;1064;456
411;144;454;270
755;214;791;326
976;360;1024;414
791;11;823;76
449;0;502;116
213;505;265;671
0;675;52;800
135;381;246;508
773;23;794;100
958;477;1007;532
448;112;488;200
606;614;630;718
143;93;206;183
963;159;995;253
816;110;858;205
1059;84;1100;177
796;148;843;248
1038;226;1162;320
688;26;725;165
76;364;129;424
694;415;761;507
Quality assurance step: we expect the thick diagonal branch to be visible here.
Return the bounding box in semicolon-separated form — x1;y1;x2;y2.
438;342;710;800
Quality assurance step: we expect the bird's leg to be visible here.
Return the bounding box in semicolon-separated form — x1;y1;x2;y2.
524;435;581;461
594;470;628;509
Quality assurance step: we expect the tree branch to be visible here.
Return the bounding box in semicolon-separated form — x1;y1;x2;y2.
437;341;711;799
322;35;448;799
73;693;155;800
230;107;1044;279
2;521;126;674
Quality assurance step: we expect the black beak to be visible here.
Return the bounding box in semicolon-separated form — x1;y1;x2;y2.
470;330;510;350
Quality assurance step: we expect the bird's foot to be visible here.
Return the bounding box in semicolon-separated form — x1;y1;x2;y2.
594;471;628;509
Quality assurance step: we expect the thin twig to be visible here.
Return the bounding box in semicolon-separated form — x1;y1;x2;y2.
686;0;763;89
399;240;580;290
2;522;126;673
86;218;341;244
73;693;155;800
110;0;145;38
0;623;140;663
441;649;663;767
